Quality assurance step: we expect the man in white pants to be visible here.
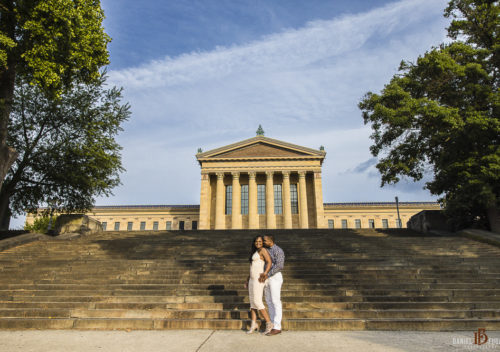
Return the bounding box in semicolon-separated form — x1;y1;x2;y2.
260;235;285;336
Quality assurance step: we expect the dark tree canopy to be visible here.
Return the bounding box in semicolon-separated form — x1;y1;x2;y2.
0;73;130;229
359;0;499;230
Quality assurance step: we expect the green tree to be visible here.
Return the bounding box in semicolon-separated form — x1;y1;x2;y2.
24;214;57;234
0;0;110;190
359;0;499;231
0;73;130;230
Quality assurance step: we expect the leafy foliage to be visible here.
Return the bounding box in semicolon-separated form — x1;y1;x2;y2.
24;215;57;234
0;1;111;193
0;0;110;94
1;73;130;222
359;0;499;229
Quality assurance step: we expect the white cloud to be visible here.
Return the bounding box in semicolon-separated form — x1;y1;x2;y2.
96;0;448;207
110;0;446;90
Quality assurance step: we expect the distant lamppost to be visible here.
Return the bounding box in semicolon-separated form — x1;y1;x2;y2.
395;196;401;228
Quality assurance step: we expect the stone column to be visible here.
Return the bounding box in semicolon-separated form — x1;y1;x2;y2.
231;172;242;229
298;171;309;229
215;172;226;230
265;171;276;229
282;171;292;229
248;172;258;229
313;171;326;228
199;172;211;230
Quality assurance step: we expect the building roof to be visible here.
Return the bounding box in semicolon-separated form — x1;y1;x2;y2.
92;205;200;209
196;136;326;165
88;202;439;210
324;202;440;208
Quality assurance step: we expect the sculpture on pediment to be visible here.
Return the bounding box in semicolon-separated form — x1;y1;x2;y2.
256;125;265;136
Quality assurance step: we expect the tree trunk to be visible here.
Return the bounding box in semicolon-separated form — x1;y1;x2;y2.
0;0;18;191
0;145;17;191
0;206;11;230
487;205;500;234
0;189;12;231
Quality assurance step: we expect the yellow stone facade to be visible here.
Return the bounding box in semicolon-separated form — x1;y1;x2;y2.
323;202;436;229
196;136;327;230
85;205;199;231
26;135;440;231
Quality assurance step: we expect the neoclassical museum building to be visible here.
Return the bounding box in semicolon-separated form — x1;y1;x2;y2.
28;134;440;231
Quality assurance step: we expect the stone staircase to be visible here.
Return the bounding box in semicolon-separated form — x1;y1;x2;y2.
0;229;499;330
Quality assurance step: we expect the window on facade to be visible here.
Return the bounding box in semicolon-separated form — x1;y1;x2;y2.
396;219;402;228
382;219;388;228
355;219;361;229
290;184;298;214
153;221;159;231
127;222;133;231
179;221;185;230
114;222;120;231
368;219;375;228
140;221;146;231
225;185;232;215
257;184;266;214
274;184;283;214
328;219;334;229
166;221;172;230
101;222;107;231
341;219;348;229
192;221;198;230
241;185;249;215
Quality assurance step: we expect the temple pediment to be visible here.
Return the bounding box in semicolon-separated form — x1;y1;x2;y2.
197;136;325;161
212;142;309;158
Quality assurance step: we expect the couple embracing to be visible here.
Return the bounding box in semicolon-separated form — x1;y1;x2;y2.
245;234;285;336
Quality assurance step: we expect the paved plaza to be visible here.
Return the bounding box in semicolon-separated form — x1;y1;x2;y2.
0;330;499;352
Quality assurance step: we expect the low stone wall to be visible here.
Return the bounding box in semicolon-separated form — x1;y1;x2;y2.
407;210;454;233
53;214;102;235
459;229;500;248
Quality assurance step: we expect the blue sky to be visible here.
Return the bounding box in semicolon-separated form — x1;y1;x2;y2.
13;0;452;228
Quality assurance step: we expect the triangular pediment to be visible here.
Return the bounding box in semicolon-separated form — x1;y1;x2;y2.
197;136;325;160
214;142;308;158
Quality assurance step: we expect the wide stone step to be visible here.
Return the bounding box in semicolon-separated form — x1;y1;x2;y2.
3;268;498;276
289;301;500;310
3;262;500;270
1;288;499;297
3;282;500;290
4;275;499;283
2;301;499;311
19;277;500;285
8;256;498;263
2;295;499;303
285;318;500;331
0;302;229;310
0;308;498;320
0;317;499;330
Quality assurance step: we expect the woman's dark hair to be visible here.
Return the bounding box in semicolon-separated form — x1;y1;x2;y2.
249;236;263;262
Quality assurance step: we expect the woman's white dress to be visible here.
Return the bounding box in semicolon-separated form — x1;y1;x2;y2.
248;250;266;310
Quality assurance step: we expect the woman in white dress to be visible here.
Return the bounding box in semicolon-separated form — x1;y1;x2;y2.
245;236;273;334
